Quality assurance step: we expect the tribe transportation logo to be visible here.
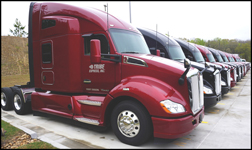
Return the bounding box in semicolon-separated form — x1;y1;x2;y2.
89;64;105;73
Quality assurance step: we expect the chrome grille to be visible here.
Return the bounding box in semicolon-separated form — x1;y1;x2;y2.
233;68;237;82
238;67;241;79
227;69;230;87
187;69;203;115
214;70;221;95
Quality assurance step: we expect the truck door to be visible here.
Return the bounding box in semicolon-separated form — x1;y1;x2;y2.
81;33;117;94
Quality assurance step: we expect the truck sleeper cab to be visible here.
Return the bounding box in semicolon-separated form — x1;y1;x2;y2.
1;2;204;146
206;47;237;87
192;44;231;94
137;27;221;109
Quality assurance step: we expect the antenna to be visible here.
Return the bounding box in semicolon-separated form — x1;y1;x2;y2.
106;3;110;54
107;3;108;31
155;24;158;51
129;1;132;23
188;39;189;50
167;31;169;53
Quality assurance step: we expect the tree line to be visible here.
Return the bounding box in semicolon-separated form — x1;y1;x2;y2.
179;37;251;62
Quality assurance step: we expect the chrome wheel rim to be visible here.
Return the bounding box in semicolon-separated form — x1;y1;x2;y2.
14;94;22;110
117;110;140;138
1;92;7;106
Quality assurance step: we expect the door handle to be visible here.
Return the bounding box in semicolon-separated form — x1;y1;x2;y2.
83;79;91;84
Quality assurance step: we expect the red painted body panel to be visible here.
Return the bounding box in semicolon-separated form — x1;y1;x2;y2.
31;92;74;119
152;108;204;139
72;95;104;120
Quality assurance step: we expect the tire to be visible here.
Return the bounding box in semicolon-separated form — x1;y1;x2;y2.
1;87;14;110
111;100;153;146
12;89;31;115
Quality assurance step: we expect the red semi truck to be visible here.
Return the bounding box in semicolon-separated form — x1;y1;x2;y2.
1;2;204;146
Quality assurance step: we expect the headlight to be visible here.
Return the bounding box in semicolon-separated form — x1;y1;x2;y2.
160;100;185;114
221;80;226;86
230;77;233;81
203;85;213;94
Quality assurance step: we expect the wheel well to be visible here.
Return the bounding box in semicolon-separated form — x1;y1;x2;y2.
104;96;153;129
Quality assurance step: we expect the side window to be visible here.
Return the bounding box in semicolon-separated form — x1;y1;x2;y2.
84;34;109;55
181;47;194;61
42;19;56;29
42;43;52;64
143;35;167;57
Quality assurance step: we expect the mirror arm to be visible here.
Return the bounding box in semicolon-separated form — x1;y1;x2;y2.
178;67;190;85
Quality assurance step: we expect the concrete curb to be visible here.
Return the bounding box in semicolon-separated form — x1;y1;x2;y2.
38;135;70;149
1;116;70;149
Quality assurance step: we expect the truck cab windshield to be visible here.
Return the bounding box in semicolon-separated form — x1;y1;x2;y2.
166;45;185;61
193;51;205;63
207;53;216;62
229;57;235;62
216;55;224;62
222;55;229;62
109;28;150;54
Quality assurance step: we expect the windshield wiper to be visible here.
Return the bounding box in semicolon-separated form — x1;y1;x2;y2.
122;52;139;54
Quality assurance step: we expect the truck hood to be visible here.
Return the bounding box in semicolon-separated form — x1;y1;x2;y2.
213;62;230;68
133;54;188;73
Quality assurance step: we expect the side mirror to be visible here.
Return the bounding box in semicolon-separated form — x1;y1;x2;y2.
205;62;210;68
184;58;191;68
90;39;101;64
156;49;160;56
178;58;191;85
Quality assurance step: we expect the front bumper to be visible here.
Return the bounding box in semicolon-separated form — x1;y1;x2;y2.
204;94;221;109
231;81;236;88
152;108;204;139
221;86;230;95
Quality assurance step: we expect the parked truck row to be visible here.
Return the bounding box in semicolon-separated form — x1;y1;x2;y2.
1;2;250;146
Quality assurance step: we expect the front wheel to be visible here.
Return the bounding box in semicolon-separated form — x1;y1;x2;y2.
111;100;153;146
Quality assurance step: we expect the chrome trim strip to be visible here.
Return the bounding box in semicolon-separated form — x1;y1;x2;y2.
214;71;221;95
78;100;102;106
75;117;99;125
123;56;148;67
234;68;237;82
227;69;230;87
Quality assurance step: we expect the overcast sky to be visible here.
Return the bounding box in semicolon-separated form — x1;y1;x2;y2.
1;1;251;41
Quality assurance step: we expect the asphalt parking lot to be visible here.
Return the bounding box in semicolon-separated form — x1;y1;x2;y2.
1;70;251;149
